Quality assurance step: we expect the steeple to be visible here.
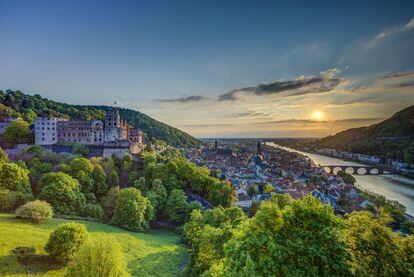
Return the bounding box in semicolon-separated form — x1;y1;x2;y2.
257;141;262;155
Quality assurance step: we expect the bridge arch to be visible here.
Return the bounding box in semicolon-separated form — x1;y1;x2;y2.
323;167;332;173
333;167;343;174
369;168;379;175
357;167;367;175
345;167;355;174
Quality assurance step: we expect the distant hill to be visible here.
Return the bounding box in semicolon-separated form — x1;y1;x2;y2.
0;90;201;147
312;105;414;163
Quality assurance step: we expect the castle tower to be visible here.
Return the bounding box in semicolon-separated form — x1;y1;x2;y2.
104;109;122;142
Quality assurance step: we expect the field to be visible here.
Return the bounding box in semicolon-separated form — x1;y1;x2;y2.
0;213;187;276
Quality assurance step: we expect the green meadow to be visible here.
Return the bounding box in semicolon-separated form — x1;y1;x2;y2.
0;213;187;276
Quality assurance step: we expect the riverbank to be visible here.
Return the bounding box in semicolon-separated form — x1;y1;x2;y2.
266;142;414;216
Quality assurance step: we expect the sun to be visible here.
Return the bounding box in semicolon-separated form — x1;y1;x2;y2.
311;110;324;121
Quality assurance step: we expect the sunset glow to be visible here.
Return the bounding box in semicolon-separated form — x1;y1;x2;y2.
312;111;325;121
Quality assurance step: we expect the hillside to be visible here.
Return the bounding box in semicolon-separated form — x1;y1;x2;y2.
0;213;186;276
312;105;414;162
0;90;201;147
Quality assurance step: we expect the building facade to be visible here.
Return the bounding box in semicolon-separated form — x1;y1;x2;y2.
34;117;68;145
34;109;142;148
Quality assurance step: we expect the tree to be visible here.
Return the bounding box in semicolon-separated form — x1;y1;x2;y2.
2;120;33;144
247;186;257;197
100;186;119;220
395;235;414;276
165;189;188;224
183;206;247;276
223;196;350;276
38;172;86;215
0;162;31;194
111;187;154;231
263;184;275;194
45;222;89;263
15;200;53;222
22;109;36;124
337;170;356;185
0;147;8;162
133;176;148;194
345;211;399;276
146;179;168;214
65;235;129;277
92;165;107;198
207;180;235;208
68;157;94;193
81;203;104;220
73;144;89;157
108;170;119;188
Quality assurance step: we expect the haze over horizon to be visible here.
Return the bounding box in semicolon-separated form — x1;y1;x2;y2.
1;0;414;138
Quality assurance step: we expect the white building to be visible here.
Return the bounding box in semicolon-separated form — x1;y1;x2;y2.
34;117;67;145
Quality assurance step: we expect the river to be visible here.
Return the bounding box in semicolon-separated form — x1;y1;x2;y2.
266;142;414;215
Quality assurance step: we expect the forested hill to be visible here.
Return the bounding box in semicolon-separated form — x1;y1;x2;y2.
0;90;201;147
312;105;414;162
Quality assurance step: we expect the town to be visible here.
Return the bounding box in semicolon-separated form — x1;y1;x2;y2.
185;139;373;213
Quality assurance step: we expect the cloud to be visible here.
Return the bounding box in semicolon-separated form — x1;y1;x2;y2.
218;91;238;101
259;117;382;125
333;117;383;123
402;17;414;31
157;95;209;103
380;71;414;80
259;119;327;124
218;68;344;101
374;17;414;41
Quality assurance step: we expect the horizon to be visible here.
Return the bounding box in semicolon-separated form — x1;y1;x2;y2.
1;0;414;138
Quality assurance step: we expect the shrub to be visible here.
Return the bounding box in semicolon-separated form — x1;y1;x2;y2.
111;187;154;231
15;200;53;222
81;203;104;220
11;246;35;263
0;189;31;212
45;222;89;263
38;172;86;215
65;235;129;277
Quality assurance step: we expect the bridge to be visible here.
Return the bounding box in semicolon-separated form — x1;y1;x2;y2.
321;165;393;175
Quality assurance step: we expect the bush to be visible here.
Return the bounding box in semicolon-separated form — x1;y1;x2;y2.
65;235;129;277
45;222;89;263
0;189;31;212
111;187;154;231
11;246;35;263
15;200;53;222
38;172;86;215
81;203;104;220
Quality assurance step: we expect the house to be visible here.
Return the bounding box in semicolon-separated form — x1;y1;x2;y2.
236;193;252;208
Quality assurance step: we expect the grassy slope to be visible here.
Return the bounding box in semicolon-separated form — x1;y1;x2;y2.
0;214;187;276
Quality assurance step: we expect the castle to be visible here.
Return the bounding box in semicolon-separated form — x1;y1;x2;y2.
34;109;143;156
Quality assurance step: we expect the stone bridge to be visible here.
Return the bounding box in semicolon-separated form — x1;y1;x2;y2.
322;165;391;175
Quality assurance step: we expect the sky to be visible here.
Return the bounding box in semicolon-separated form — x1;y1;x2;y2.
1;0;414;138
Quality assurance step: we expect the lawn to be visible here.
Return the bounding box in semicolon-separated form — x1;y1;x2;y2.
0;213;188;276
